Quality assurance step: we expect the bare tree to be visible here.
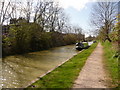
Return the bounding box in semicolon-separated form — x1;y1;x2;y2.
0;1;11;25
0;0;22;25
33;0;65;32
91;2;117;42
33;0;55;31
57;12;68;33
25;0;33;23
73;25;84;41
48;2;60;32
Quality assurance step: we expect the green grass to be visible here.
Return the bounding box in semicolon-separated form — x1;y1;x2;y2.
83;42;88;47
102;41;119;87
27;43;98;88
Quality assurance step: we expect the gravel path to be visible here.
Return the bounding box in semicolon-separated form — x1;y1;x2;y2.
73;43;108;88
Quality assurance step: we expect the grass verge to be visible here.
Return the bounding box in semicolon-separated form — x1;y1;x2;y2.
102;41;119;88
27;43;98;88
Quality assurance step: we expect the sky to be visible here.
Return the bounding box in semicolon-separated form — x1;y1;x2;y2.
54;0;96;37
64;2;94;36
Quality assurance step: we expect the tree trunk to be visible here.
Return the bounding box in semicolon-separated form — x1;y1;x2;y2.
107;37;112;42
105;35;112;42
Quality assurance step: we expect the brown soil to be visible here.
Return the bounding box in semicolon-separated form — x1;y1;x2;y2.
73;43;109;88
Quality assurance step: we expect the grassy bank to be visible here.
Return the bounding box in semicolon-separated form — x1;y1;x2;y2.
102;41;119;88
27;42;98;88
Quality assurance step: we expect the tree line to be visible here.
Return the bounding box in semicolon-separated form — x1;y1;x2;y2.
1;0;85;56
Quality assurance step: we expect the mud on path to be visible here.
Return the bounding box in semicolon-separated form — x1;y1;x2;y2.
73;43;109;88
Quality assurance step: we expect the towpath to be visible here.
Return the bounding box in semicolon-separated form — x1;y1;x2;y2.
73;43;108;88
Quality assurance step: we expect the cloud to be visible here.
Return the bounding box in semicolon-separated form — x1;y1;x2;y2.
54;0;119;11
55;0;90;11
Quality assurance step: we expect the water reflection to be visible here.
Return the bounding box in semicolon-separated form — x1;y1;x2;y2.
2;45;78;88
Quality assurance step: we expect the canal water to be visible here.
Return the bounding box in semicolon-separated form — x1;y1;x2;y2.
2;45;79;88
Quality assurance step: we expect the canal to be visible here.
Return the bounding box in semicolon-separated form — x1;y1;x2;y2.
2;45;79;88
